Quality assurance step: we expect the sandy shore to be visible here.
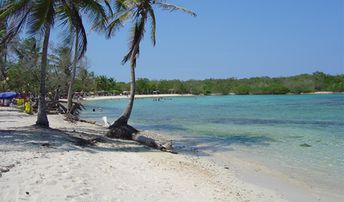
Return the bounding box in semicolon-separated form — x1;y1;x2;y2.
81;94;194;101
0;107;321;202
61;93;344;103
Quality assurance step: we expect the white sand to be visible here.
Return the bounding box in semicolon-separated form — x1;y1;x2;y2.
0;107;308;202
81;94;194;101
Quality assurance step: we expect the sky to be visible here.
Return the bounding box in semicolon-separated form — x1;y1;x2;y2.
53;0;344;82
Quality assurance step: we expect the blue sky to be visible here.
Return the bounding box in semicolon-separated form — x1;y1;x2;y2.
53;0;344;81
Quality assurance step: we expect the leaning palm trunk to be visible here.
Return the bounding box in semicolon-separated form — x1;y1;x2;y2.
36;26;51;127
107;53;138;139
105;0;195;139
67;34;79;113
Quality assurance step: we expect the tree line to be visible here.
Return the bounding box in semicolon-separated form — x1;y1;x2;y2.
59;71;344;95
1;39;343;96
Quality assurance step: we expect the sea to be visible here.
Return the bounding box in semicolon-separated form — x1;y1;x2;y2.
80;94;344;199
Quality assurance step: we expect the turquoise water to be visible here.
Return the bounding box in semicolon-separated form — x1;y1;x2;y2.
81;95;344;194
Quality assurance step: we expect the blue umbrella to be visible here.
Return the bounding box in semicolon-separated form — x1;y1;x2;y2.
0;92;18;99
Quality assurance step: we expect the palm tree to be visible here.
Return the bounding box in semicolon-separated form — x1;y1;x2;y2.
0;0;106;127
104;0;196;138
0;0;57;127
1;0;69;127
60;0;107;114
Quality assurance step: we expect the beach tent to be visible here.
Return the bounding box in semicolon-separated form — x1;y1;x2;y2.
0;92;18;106
0;92;18;99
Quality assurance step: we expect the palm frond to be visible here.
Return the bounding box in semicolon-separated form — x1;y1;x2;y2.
0;0;32;47
61;0;88;60
115;0;131;11
103;0;114;16
1;12;30;49
0;0;31;20
27;0;56;35
106;10;131;38
79;0;107;29
148;7;156;46
155;2;197;17
122;12;147;66
92;0;134;35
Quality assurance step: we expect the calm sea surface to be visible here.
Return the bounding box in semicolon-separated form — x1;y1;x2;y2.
81;94;344;195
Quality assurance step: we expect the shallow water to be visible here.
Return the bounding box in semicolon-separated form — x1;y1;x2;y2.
81;94;344;197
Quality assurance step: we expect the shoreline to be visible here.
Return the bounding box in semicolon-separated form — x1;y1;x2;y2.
75;92;344;102
143;129;342;202
82;94;194;101
0;107;341;201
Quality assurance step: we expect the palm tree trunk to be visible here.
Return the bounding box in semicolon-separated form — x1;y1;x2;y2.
67;34;79;113
0;48;6;80
123;62;136;120
112;62;136;126
0;21;6;81
36;26;51;127
107;57;138;139
0;41;7;81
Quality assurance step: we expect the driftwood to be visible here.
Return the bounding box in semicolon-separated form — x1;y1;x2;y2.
133;134;175;153
107;129;176;153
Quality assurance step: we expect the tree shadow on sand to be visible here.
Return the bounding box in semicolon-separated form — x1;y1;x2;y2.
0;126;153;154
0;124;275;157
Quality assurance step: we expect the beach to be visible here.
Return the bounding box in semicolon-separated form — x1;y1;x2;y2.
81;94;194;101
1;0;342;201
0;106;319;202
80;94;344;202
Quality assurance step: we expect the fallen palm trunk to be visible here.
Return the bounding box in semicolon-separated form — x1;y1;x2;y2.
86;117;176;153
106;125;176;153
132;133;175;153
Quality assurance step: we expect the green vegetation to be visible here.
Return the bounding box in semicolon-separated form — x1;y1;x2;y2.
0;0;106;127
0;37;342;96
111;72;344;95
